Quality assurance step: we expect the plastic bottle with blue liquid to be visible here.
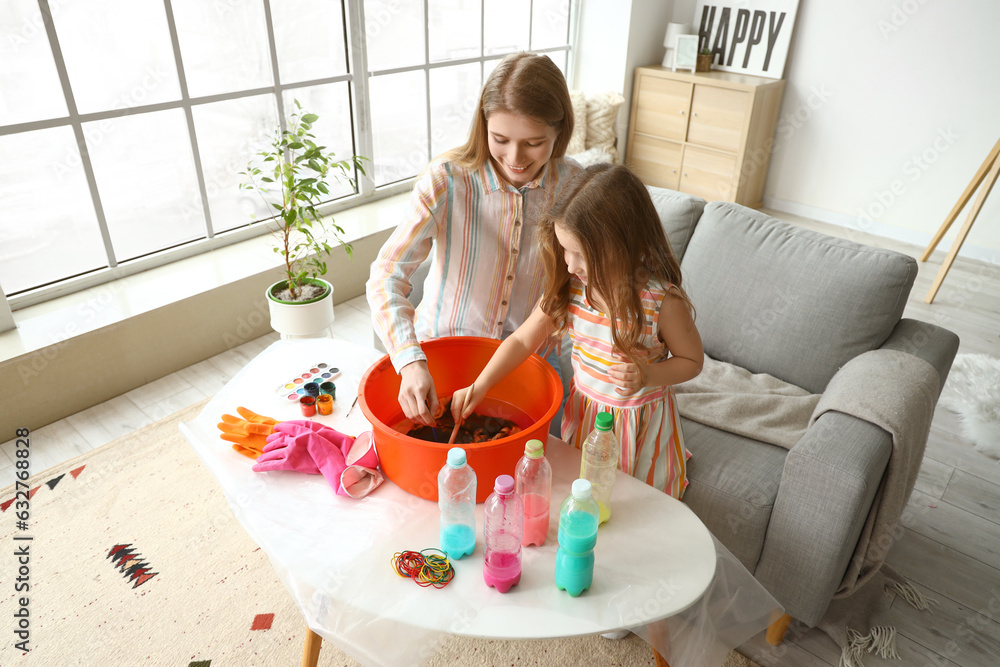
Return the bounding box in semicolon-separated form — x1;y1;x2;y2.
555;478;601;597
438;447;477;559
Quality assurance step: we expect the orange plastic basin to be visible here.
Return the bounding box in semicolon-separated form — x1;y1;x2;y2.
358;336;562;503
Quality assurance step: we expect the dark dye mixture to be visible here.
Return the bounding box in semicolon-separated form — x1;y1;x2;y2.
406;398;523;444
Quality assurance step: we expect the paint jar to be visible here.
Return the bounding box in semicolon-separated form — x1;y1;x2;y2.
304;382;320;398
320;381;336;398
300;396;317;417
317;394;333;415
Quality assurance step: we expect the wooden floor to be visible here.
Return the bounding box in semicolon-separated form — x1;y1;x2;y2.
2;211;998;667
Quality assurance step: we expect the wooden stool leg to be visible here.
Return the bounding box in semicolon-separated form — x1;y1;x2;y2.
653;647;671;667
920;138;1000;262
301;626;322;667
925;151;1000;303
766;613;794;646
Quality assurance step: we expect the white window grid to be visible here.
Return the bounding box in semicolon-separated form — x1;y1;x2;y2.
0;0;577;321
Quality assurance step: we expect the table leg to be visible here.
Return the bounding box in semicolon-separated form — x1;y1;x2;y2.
648;618;671;667
301;626;322;667
766;613;794;646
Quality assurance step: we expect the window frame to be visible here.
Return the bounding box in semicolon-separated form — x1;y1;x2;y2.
0;0;577;314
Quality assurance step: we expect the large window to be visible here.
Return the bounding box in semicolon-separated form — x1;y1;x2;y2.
0;0;573;313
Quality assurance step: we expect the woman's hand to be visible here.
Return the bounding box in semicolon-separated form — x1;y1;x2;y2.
609;350;649;396
398;361;440;427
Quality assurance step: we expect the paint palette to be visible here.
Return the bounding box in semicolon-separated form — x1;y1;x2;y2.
275;362;341;402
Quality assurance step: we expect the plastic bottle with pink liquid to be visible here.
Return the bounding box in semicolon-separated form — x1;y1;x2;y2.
483;474;523;593
514;439;551;546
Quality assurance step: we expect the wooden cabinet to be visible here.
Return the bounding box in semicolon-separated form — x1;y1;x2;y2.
625;66;785;208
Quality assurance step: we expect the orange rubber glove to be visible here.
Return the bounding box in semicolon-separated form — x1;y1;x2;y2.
217;407;280;459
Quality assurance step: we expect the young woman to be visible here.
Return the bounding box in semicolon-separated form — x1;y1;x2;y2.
367;52;581;427
451;164;704;498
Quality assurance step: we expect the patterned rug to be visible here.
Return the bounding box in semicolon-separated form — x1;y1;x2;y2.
0;401;761;667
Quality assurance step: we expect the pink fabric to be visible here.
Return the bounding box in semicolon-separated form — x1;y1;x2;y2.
253;421;383;498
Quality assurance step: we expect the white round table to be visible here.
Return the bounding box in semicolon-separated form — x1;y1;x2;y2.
180;338;771;667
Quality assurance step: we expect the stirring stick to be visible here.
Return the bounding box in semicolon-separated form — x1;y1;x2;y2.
448;383;474;445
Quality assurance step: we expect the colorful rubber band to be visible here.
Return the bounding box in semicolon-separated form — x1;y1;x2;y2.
390;548;455;589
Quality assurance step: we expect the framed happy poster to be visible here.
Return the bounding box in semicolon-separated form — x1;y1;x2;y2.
693;0;799;79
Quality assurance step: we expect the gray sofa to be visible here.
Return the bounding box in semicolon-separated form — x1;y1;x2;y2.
371;186;960;630
649;186;960;628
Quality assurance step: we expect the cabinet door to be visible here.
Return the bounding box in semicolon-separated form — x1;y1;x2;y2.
679;146;737;201
633;74;692;142
628;134;682;190
687;85;748;153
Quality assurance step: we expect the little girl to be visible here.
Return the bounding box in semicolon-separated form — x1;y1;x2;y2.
451;164;703;498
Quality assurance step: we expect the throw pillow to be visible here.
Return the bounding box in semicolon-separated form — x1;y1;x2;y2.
567;90;588;156
570;147;613;168
584;91;625;163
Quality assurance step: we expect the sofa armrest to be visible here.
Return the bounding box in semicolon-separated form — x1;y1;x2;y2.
751;318;957;626
752;411;892;626
878;317;960;394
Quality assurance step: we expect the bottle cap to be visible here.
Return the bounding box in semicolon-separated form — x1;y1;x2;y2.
524;439;544;459
447;447;467;467
495;474;515;494
571;478;593;501
595;412;613;431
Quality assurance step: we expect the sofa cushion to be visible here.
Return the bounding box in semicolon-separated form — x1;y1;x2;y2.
681;418;787;572
679;202;917;394
646;186;706;262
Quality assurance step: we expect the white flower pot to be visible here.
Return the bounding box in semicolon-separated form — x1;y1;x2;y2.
266;278;335;339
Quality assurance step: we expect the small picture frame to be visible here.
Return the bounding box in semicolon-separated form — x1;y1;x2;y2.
672;34;698;74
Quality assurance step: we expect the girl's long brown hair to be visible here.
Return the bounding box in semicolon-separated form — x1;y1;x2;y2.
444;52;574;168
538;164;694;365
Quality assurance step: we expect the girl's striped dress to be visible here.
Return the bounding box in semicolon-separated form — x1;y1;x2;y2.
560;277;690;499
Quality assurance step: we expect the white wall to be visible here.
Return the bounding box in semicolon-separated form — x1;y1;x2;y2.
573;0;674;153
765;0;1000;264
582;0;1000;264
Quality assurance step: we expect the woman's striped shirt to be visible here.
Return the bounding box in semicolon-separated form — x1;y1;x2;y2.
367;157;581;372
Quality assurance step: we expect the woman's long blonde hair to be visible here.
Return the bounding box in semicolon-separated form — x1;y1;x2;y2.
538;164;694;365
444;52;574;168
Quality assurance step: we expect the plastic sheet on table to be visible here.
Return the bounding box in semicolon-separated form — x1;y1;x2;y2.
632;533;784;667
180;339;782;666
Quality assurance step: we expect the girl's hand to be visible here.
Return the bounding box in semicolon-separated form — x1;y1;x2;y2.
450;385;481;423
609;350;649;396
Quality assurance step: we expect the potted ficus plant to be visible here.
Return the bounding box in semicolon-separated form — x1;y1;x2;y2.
241;100;366;338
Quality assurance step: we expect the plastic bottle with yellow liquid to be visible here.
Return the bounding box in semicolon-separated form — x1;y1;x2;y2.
578;412;618;524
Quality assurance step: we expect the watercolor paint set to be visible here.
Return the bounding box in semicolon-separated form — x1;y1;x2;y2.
275;362;341;403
